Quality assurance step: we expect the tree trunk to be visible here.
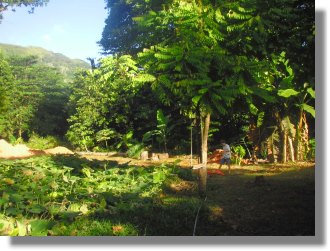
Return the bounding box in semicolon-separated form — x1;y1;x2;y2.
201;113;210;164
288;136;295;162
295;110;303;161
295;111;309;161
281;129;287;163
267;132;276;163
302;113;310;159
197;112;210;197
18;128;22;139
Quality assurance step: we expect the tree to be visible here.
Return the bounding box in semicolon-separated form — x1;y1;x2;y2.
134;0;260;195
67;55;155;150
218;0;315;163
0;0;49;21
99;0;170;55
0;53;14;124
0;54;69;140
98;0;315;166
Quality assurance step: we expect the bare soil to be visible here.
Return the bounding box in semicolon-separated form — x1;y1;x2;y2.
0;139;74;159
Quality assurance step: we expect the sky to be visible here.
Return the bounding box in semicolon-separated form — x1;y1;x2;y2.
0;0;108;61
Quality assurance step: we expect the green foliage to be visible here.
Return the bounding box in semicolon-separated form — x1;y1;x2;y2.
26;134;59;150
116;131;136;151
0;53;14;113
0;155;192;236
0;54;70;140
0;155;315;236
143;109;175;152
67;55;157;150
232;145;246;165
126;143;145;159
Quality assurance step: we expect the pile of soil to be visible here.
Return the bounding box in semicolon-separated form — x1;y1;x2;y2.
44;146;74;155
0;139;74;159
0;139;33;159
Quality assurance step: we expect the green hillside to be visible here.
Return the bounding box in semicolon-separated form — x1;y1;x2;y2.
0;43;90;80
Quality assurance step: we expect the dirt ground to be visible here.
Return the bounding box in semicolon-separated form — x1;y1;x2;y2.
77;151;315;172
0;139;74;159
1;138;314;172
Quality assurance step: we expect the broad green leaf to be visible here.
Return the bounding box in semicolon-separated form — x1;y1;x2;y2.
62;175;69;183
156;110;167;126
249;103;258;115
30;220;53;236
153;171;165;184
10;228;19;236
278;88;299;98
142;131;153;142
68;203;81;212
79;204;89;215
307;87;315;99
16;220;27;236
133;74;156;83
27;204;46;214
301;103;315;118
6;207;22;216
192;95;202;105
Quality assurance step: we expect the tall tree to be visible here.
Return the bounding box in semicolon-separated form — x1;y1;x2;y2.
99;0;171;55
67;55;155;151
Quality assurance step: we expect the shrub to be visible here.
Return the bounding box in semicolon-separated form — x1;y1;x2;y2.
126;143;145;159
27;134;59;150
232;145;246;165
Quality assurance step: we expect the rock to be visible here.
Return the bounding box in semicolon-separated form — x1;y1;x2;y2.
150;153;169;161
140;151;149;160
151;153;159;161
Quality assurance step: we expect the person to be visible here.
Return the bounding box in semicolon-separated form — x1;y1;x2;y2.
219;139;231;173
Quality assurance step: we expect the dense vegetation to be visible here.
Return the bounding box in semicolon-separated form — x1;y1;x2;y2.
0;0;315;236
0;0;315;163
0;48;88;143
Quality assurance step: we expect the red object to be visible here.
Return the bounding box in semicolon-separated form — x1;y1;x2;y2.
207;149;224;164
207;169;225;176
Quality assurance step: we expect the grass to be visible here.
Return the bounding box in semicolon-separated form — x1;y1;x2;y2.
0;155;315;236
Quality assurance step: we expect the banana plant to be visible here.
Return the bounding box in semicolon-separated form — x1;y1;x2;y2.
142;109;175;153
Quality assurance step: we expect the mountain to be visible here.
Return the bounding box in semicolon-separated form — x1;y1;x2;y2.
0;43;90;81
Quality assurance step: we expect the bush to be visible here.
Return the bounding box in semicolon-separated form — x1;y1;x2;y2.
126;143;145;159
27;134;59;150
232;145;246;165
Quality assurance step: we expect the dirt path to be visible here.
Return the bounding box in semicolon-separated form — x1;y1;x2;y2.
78;153;200;169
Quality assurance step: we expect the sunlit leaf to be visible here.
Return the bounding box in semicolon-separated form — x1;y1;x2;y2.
278;88;299;98
30;220;53;236
301;103;315;118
